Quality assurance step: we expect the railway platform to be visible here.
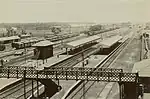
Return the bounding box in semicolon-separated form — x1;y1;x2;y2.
51;55;107;99
26;55;107;99
35;55;73;70
0;78;21;92
0;28;136;99
0;55;72;96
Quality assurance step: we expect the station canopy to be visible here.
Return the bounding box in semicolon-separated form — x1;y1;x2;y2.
32;40;54;47
118;36;128;43
65;35;100;48
100;35;122;48
132;59;150;77
0;36;20;42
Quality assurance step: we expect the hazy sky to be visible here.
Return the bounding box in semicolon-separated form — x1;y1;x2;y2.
0;0;150;23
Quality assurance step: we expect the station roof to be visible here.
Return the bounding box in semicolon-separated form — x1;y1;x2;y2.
65;35;100;48
118;36;129;43
132;59;150;77
0;36;20;42
32;40;54;47
100;35;122;48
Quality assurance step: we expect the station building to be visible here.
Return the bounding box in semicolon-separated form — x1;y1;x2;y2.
32;40;54;60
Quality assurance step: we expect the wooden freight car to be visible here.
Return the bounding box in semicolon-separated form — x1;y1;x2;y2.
12;37;44;49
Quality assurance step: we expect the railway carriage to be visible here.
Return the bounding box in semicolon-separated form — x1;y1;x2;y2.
12;37;44;49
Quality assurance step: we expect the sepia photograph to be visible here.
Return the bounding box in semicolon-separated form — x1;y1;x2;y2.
0;0;150;99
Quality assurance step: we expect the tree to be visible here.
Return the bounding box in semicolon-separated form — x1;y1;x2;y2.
14;31;17;36
29;32;33;37
81;30;91;36
51;27;61;35
89;25;103;31
21;29;27;35
2;33;5;37
6;28;11;37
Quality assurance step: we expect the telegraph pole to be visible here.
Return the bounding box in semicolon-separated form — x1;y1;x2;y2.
24;43;27;64
81;47;85;99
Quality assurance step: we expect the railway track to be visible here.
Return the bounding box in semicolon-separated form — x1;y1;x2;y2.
1;27;123;66
65;35;132;99
0;29;129;99
48;30;131;69
0;43;99;99
0;80;35;99
1;28;123;67
0;81;43;99
105;29;141;99
0;50;15;59
15;83;43;99
3;52;34;66
46;45;101;69
1;36;86;66
0;49;15;54
23;36;128;98
2;44;66;66
11;41;118;99
0;41;99;99
0;48;34;59
66;29;140;99
0;33;83;60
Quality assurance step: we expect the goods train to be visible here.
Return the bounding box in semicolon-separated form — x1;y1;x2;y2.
11;37;44;49
45;33;79;42
82;27;120;36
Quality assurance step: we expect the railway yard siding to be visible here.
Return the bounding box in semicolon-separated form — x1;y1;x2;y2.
0;27;135;99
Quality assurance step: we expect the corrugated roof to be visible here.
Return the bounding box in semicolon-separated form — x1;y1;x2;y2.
132;59;150;77
0;36;20;42
100;36;122;48
65;35;100;48
32;40;54;47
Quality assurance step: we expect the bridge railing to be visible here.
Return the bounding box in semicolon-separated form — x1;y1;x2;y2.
1;65;34;70
0;66;138;83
